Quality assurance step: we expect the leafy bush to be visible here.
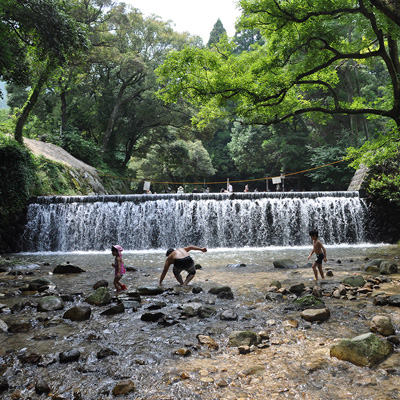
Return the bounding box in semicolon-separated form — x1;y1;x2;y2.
347;130;400;204
0;134;36;224
58;129;102;167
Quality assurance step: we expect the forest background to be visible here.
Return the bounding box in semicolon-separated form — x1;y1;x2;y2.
1;0;400;246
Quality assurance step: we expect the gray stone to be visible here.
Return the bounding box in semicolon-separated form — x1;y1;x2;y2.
273;259;299;269
59;349;81;363
220;309;238;321
63;305;92;321
137;286;164;295
101;303;125;316
289;283;306;295
37;295;64;312
93;280;108;290
301;308;331;323
198;305;217;319
388;295;400;307
380;261;398;275
370;315;395;336
342;275;365;287
228;330;259;347
53;264;85;274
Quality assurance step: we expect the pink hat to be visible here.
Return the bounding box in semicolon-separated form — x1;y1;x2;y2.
112;245;123;257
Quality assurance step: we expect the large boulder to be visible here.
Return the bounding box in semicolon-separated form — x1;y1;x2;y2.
342;275;365;287
37;296;64;312
364;259;385;273
273;259;299;269
85;287;112;306
330;332;393;367
63;306;92;321
301;308;330;323
379;261;398;275
53;263;85;274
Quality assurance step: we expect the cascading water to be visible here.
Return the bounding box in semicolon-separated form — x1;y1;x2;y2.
21;191;368;252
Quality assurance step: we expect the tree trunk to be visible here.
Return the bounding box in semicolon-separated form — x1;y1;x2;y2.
60;89;67;137
14;73;47;143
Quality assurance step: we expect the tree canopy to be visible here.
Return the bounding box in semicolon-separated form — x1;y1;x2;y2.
156;0;400;128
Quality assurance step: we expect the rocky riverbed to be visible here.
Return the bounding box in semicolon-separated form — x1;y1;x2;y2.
1;246;400;400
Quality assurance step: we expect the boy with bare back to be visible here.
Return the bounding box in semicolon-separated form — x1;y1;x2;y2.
307;230;327;281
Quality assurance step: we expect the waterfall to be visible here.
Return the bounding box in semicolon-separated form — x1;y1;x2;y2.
21;191;368;252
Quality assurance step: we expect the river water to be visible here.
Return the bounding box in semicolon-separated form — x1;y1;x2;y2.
1;244;400;399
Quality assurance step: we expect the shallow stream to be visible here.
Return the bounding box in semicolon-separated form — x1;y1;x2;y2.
1;245;400;399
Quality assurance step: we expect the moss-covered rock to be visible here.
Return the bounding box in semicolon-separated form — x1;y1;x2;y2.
330;332;393;367
292;295;326;310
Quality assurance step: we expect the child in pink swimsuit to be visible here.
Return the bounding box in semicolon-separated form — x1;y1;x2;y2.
111;245;127;292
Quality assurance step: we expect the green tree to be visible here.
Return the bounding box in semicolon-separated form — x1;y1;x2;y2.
156;0;400;129
207;19;227;47
0;0;88;142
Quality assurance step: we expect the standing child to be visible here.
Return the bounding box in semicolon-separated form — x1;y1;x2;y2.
111;245;127;292
307;230;327;282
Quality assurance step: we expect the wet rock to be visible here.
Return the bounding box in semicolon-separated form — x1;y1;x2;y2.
146;301;166;310
37;295;64;312
370;315;395;336
238;345;251;354
8;320;32;333
330;332;393;367
59;349;81;363
312;286;322;298
217;288;234;299
301;308;331;323
93;280;108;290
364;259;385;273
269;280;282;289
342;275;365;287
387;335;400;346
101;303;125;316
192;286;203;294
226;263;246;268
197;334;219;350
228;330;259;347
63;306;92;321
174;348;191;356
292;295;326;310
273;259;299;269
141;312;165;322
121;300;140;311
30;277;52;286
208;285;232;295
220;309;238;321
0;319;8;333
85;287;111;306
19;352;42;364
127;291;141;302
265;292;284;303
35;379;51;394
197;305;217;318
326;270;334;277
374;295;389;306
0;377;9;393
137;286;164;295
243;364;266;376
289;283;305;295
53;263;85;274
283;319;298;328
380;261;398;275
112;380;135;396
387;295;400;307
97;348;118;359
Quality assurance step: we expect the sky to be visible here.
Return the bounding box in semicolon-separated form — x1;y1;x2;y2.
123;0;242;43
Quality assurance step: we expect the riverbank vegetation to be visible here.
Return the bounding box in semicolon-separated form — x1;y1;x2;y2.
1;1;400;207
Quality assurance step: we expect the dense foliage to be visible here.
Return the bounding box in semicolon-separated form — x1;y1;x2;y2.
0;0;399;199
